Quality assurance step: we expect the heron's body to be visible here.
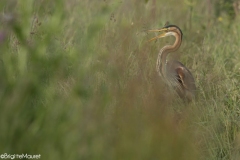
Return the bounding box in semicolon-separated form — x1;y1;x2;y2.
148;24;196;101
165;60;196;100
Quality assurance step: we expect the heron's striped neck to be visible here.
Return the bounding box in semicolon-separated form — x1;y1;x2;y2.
156;32;181;78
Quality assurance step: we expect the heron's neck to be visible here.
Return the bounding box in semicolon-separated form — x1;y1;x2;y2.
156;34;181;77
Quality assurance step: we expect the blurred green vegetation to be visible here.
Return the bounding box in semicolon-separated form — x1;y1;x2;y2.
0;0;240;159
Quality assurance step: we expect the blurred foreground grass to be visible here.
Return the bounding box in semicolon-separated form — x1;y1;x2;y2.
0;0;240;159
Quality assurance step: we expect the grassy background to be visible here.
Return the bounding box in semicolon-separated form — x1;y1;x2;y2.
0;0;240;159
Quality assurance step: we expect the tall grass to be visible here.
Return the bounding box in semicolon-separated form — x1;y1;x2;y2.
0;0;240;159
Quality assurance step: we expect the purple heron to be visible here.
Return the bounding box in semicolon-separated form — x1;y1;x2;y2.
148;24;196;101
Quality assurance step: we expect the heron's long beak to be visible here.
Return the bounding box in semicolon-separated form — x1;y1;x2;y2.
147;28;168;42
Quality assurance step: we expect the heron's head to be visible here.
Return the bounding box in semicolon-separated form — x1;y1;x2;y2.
148;24;183;42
